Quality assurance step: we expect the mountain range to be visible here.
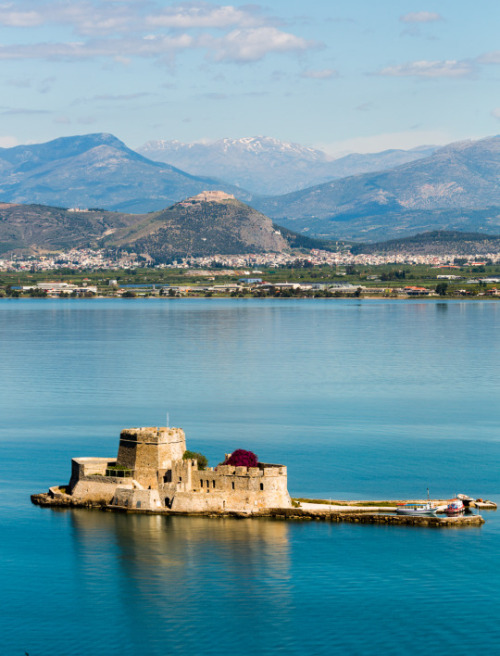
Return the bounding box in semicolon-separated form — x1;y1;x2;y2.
138;136;437;196
0;192;333;260
0;133;249;214
255;136;500;241
0;132;499;245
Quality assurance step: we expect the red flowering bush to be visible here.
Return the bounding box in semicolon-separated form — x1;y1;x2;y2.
223;449;259;468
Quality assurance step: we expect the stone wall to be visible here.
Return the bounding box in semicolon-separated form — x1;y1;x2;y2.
164;461;291;513
71;476;121;504
65;426;292;514
117;427;186;488
69;457;115;491
112;487;162;511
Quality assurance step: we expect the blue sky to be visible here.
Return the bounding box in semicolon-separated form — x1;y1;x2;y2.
0;0;499;155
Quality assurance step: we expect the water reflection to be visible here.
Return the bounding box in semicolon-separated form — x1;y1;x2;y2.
69;510;292;655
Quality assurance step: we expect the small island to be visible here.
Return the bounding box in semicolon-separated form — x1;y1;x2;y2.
31;424;492;528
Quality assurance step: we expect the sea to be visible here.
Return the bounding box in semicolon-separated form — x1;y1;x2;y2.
1;298;499;655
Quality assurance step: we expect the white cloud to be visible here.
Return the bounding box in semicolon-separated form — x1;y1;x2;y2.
477;51;500;64
0;135;18;147
400;12;443;23
0;34;196;60
0;3;315;64
0;8;43;27
207;27;315;63
317;130;454;157
301;69;338;79
145;4;269;30
0;28;311;63
377;60;475;78
0;1;156;35
0;2;275;35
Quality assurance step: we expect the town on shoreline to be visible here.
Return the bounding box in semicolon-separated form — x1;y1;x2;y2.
2;249;500;299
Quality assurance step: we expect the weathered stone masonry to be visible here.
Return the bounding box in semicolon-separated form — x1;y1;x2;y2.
67;426;291;513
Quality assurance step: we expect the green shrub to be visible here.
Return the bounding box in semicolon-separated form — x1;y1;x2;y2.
183;450;208;470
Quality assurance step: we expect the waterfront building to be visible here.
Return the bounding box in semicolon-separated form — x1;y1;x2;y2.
67;426;291;514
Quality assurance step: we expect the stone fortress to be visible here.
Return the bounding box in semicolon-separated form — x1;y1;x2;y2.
67;426;292;514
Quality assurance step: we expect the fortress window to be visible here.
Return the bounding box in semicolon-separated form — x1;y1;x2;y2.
179;476;182;482
136;501;142;509
163;470;172;483
200;480;203;487
212;480;216;488
260;483;264;491
232;482;235;490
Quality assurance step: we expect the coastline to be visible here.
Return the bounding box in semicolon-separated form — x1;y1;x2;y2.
31;491;490;528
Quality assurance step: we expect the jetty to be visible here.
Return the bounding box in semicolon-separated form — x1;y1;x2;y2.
263;507;485;527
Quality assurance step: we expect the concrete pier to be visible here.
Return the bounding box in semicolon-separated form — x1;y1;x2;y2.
262;507;485;527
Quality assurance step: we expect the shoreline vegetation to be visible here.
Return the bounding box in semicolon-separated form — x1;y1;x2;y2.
2;263;500;300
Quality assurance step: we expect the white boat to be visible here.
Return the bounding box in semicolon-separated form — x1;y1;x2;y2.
395;502;437;516
395;489;437;516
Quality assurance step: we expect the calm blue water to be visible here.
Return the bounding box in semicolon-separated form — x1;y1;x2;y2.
1;298;499;655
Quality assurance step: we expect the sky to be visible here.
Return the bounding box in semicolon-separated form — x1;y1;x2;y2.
0;0;499;156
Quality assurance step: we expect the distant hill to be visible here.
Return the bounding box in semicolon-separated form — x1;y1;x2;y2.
0;202;136;255
0;192;335;260
106;191;290;261
351;230;500;256
138;136;437;195
0;133;250;213
254;136;500;241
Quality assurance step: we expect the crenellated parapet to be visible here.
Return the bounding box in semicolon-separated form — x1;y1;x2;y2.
57;425;291;514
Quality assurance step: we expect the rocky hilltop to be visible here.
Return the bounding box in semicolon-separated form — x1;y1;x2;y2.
0;193;331;259
106;192;290;261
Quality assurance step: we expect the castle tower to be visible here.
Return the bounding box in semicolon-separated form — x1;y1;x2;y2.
116;427;186;488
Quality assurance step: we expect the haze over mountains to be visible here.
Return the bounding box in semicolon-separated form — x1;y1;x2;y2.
255;136;500;241
0;132;499;246
0;133;249;214
138;136;438;196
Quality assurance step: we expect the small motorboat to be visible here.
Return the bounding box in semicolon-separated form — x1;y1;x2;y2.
445;499;465;516
456;493;474;508
395;489;437;516
395;502;437;516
